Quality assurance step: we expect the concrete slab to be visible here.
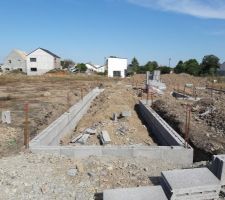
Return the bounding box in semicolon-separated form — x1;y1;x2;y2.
161;168;221;200
103;186;168;200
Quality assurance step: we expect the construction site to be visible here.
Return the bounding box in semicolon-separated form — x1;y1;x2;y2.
1;72;225;199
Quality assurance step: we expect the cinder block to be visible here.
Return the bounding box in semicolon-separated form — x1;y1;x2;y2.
103;186;168;200
211;154;225;185
161;168;221;200
100;130;111;145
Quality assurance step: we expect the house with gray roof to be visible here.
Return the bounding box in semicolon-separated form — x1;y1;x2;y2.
26;48;61;75
2;49;27;73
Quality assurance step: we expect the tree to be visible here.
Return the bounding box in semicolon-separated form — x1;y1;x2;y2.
76;63;87;72
158;66;171;74
144;61;158;72
201;55;220;75
184;59;200;76
61;59;75;69
130;57;140;73
174;60;185;74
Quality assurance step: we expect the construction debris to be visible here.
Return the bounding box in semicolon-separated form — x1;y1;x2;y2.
100;130;111;145
85;128;97;135
67;168;77;177
121;111;132;118
112;113;118;122
1;111;11;124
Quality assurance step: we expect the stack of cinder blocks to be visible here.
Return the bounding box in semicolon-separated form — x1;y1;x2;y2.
161;168;221;200
210;154;225;186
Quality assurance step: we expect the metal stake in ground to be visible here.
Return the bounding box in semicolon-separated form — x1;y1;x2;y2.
24;102;29;149
81;88;83;101
184;104;191;148
67;92;70;112
146;85;149;105
150;92;154;105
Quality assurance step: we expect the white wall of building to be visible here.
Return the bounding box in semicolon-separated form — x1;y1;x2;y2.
107;57;127;78
27;49;61;76
85;63;97;72
2;50;27;73
97;66;105;73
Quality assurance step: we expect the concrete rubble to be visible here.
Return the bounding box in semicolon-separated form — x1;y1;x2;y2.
100;130;111;145
161;168;221;200
121;111;132;118
76;134;90;144
85;128;97;135
1;111;11;124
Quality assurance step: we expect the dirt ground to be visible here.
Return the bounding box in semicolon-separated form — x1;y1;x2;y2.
62;81;156;146
150;73;225;161
0;152;190;200
0;74;108;158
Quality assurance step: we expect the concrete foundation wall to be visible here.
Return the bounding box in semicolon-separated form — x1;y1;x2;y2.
139;100;189;147
29;90;193;166
29;87;104;147
30;145;193;166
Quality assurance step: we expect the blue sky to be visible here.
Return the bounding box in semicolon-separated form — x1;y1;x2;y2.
0;0;225;66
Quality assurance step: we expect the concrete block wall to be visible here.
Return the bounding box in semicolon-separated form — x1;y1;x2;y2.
29;87;104;147
30;145;193;166
29;91;193;166
139;100;189;147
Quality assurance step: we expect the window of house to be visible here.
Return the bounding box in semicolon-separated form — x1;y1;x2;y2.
8;60;11;64
19;68;22;72
5;68;10;71
31;68;37;72
30;58;37;62
113;71;121;77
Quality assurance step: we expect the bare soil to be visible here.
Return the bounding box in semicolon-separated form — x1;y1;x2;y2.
151;73;225;161
62;81;156;146
0;74;108;158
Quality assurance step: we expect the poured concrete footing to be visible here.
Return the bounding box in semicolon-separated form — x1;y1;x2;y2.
29;95;193;166
30;145;192;166
103;186;168;200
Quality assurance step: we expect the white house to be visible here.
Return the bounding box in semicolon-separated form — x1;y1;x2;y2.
2;49;27;73
106;57;127;78
26;48;61;75
85;63;105;73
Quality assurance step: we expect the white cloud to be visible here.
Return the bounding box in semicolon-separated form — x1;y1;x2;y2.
127;0;225;19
